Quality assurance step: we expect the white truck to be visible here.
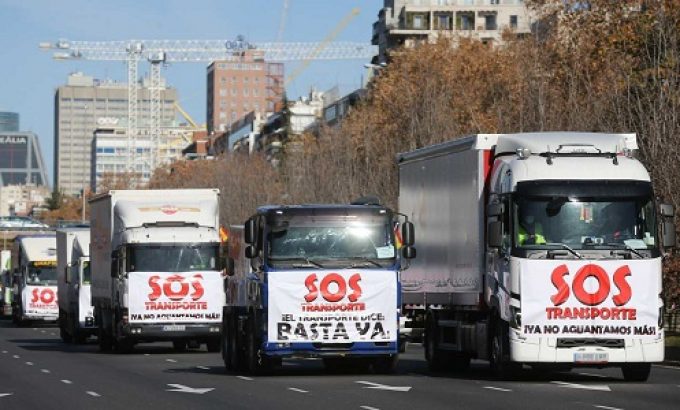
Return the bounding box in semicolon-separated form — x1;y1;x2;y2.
1;249;11;316
57;228;96;343
90;189;224;353
398;132;675;382
11;235;59;325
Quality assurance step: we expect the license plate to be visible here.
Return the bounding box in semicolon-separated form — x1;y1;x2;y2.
574;352;608;363
162;325;186;332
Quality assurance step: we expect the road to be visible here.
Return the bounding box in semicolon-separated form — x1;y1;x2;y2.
1;318;679;410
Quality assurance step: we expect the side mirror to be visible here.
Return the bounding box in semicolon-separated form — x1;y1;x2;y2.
402;246;416;259
402;221;415;247
245;245;257;259
662;221;676;249
226;258;235;276
244;219;256;245
488;221;503;248
487;202;504;217
660;203;675;218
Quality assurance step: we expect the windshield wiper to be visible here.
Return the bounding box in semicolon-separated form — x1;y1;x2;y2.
347;258;383;268
269;257;325;268
605;243;646;259
545;242;583;259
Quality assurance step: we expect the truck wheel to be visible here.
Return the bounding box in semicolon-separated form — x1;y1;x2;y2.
373;355;399;374
206;338;220;353
424;311;445;372
621;363;651;382
489;318;520;380
172;340;188;352
98;327;113;352
229;316;242;371
221;317;232;369
245;315;270;375
59;311;73;343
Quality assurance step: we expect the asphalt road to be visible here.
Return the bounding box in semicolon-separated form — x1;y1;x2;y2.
1;318;679;410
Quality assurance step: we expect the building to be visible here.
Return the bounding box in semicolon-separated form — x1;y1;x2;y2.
0;184;50;217
372;0;534;63
323;88;367;127
90;124;195;192
0;132;49;188
0;112;19;132
206;49;285;134
55;72;177;196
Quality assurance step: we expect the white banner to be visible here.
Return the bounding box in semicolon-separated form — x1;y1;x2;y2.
267;269;398;343
79;285;94;326
22;286;58;317
520;259;661;339
128;271;223;323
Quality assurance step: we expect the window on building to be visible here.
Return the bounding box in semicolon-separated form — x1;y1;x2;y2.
484;14;497;30
510;15;518;29
243;88;249;96
219;89;227;97
244;77;249;84
231;112;237;121
457;12;475;30
436;14;451;30
231;88;237;96
253;89;259;97
490;0;500;5
413;15;424;29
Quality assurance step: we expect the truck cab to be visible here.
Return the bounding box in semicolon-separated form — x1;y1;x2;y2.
222;202;415;374
11;235;59;325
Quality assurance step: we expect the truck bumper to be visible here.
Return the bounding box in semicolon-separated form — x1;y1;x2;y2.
509;328;665;364
123;323;221;341
23;314;58;322
263;341;398;358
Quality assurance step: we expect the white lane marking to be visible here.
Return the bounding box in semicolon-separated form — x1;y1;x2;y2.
360;406;380;410
1;350;7;354
483;386;512;392
12;355;19;359
25;362;34;366
165;359;177;363
166;384;214;394
50;333;56;336
40;330;45;333
0;393;13;398
32;328;38;331
144;354;150;356
578;372;609;379
86;391;101;397
196;366;210;370
594;405;623;410
41;369;50;374
236;376;254;381
288;387;308;393
356;381;412;392
61;380;73;384
551;381;610;392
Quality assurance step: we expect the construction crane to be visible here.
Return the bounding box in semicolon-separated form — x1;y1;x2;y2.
277;0;290;42
285;8;361;86
40;37;376;171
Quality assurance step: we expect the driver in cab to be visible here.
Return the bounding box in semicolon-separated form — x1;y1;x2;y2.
518;210;547;245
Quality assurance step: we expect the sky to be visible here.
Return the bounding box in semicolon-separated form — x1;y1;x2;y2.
0;0;383;186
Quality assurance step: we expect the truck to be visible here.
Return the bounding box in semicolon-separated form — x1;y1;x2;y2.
57;228;96;343
11;235;59;325
222;200;415;374
90;189;224;353
1;249;11;316
397;132;675;382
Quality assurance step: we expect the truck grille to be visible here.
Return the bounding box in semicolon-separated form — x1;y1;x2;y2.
312;342;354;350
557;338;624;348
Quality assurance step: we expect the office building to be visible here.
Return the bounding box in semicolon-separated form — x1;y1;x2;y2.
55;72;177;195
372;0;534;63
206;50;284;134
0;112;19;132
0;132;49;188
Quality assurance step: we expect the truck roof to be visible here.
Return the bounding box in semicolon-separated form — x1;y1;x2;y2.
397;132;637;163
16;235;57;261
256;204;391;216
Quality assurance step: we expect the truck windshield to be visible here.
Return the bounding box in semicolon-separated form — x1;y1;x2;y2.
128;244;219;272
266;214;396;268
27;266;58;286
513;196;657;251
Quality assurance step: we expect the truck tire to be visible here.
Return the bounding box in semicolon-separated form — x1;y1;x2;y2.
245;315;266;375
373;355;399;374
489;317;520;380
424;311;446;372
206;338;220;353
221;317;232;369
229;316;242;371
172;340;188;352
98;327;113;352
59;311;73;343
621;363;651;382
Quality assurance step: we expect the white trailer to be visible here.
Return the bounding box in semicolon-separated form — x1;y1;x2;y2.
90;189;224;353
11;235;59;325
57;228;95;343
1;250;11;316
398;132;675;382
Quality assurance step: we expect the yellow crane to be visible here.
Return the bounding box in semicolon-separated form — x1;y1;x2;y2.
173;101;205;130
284;7;361;86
